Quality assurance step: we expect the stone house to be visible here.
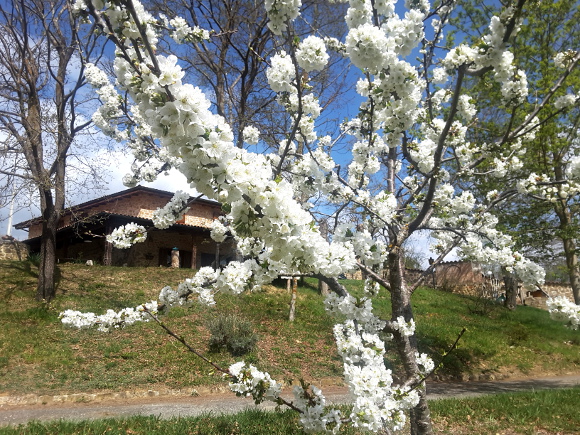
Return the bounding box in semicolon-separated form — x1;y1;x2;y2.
14;186;234;268
432;260;502;297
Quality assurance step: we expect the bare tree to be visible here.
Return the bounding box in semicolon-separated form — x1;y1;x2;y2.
0;0;103;302
147;0;349;151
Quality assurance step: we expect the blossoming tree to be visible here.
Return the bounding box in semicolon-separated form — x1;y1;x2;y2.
62;0;579;433
453;0;580;307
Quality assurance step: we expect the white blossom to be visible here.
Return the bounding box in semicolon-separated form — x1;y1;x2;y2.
106;222;147;249
242;125;260;145
152;191;190;229
265;0;301;35
547;297;579;330
554;94;577;110
296;36;329;72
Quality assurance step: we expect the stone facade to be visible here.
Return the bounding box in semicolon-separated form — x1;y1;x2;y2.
25;188;220;239
434;261;486;290
15;186;231;268
0;238;28;261
523;282;575;308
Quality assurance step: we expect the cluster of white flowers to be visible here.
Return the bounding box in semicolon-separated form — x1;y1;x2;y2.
60;301;158;332
167;16;210;43
325;293;385;331
228;361;282;403
84;63;127;141
334;319;418;432
293;384;342;434
106;222;147;249
152;191;190;229
546;296;579;330
554;50;578;69
554;93;578;110
441;11;528;105
264;0;301;35
516;172;580;204
325;291;422;432
242;125;260;145
568;156;580;180
346;24;392;73
383;9;425;57
393;316;416;337
267;51;296;93
415;352;435;376
296;36;329;72
84;62;109;87
210;218;229;243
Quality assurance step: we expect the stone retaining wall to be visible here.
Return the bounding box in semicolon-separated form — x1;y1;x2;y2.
523;282;575;308
0;239;28;261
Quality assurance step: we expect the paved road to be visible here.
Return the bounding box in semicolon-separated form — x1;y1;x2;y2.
1;375;579;427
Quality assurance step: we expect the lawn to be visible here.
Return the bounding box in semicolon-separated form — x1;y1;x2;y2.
0;260;578;397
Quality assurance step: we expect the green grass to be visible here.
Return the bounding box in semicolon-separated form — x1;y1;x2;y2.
1;388;578;434
0;408;359;435
0;260;578;397
430;387;580;434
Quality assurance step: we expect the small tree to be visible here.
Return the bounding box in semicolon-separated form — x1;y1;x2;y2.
454;0;580;305
0;0;105;302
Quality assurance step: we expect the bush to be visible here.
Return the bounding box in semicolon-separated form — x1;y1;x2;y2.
26;252;41;267
206;314;258;356
466;283;501;317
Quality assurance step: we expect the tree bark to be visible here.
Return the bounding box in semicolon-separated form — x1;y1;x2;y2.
562;236;580;305
503;272;519;310
555;200;580;305
554;163;580;304
388;250;433;435
36;191;59;302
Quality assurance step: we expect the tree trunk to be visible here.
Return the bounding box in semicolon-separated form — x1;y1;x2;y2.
318;220;330;296
36;194;59;302
503;272;519;310
388;250;433;435
562;237;580;305
553;164;580;304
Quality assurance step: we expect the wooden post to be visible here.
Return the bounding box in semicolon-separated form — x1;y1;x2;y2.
288;277;298;322
191;243;197;269
214;242;220;270
103;222;113;266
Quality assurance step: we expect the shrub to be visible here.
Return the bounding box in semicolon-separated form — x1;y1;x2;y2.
206;314;258;356
26;252;41;267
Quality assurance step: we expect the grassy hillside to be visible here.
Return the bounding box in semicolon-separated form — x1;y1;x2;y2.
0;260;578;396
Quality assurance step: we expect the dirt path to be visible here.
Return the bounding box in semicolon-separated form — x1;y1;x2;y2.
1;375;579;427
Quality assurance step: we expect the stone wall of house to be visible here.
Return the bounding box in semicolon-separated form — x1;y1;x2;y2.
56;228;230;268
523;282;575;309
56;238;106;264
0;238;28;261
27;193;222;239
118;230;220;268
434;261;486;290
